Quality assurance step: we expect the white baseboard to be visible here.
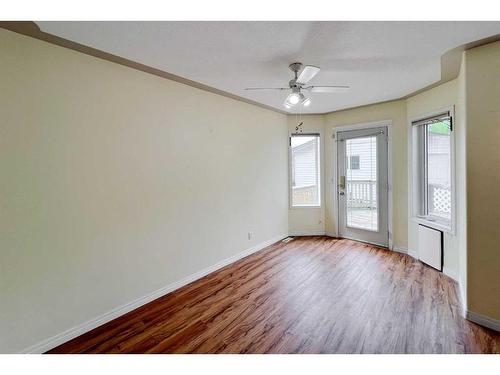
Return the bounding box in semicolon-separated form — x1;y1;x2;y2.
325;231;337;238
392;246;407;254
407;248;418;259
403;250;458;282
21;233;288;354
443;267;458;282
289;230;326;236
466;310;500;332
459;279;467;317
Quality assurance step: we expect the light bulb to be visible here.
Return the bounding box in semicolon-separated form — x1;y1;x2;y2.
288;93;300;105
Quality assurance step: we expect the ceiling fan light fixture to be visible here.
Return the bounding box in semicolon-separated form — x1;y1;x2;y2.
287;93;301;105
245;62;349;111
284;92;312;109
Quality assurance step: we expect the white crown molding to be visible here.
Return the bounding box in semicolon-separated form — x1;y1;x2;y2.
3;22;498;116
20;233;288;354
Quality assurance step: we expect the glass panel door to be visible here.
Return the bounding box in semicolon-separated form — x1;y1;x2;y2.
337;127;388;247
345;136;378;231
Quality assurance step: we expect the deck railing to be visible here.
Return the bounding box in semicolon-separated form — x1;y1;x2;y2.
292;185;318;205
347;180;377;209
345;181;451;216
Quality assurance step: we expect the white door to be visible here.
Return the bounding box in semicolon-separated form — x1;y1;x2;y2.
337;127;389;247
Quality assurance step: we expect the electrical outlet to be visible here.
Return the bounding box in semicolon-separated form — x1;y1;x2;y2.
248;232;253;240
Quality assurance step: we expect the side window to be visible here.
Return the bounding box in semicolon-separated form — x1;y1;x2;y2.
290;134;321;207
411;112;453;227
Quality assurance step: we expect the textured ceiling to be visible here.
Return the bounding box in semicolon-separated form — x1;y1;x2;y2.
36;21;500;114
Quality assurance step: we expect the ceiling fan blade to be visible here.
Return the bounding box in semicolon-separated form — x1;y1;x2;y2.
244;87;289;91
306;85;350;93
296;65;320;85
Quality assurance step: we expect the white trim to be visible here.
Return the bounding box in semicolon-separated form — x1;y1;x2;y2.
459;279;467;316
325;231;337;238
392;246;408;254
20;233;288;354
332;120;393;248
289;230;326;236
443;267;458;281
387;124;394;250
289;205;321;210
337;235;388;249
466;310;500;332
409;216;453;233
398;247;457;281
407;248;419;259
408;106;456;235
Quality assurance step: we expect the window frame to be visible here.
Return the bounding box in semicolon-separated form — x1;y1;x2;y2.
289;133;322;209
409;106;456;234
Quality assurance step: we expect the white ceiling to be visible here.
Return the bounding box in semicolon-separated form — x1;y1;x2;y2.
36;21;500;114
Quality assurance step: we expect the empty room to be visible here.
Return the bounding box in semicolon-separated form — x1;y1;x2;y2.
1;2;500;368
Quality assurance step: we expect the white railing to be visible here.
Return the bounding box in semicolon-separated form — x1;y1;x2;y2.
347;180;377;209
292;185;318;206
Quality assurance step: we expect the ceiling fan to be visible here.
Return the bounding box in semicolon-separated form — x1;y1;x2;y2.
245;62;349;109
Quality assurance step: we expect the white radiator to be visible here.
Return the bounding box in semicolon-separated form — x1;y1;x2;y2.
418;225;443;271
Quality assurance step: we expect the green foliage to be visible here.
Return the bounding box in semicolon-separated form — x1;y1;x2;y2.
428;121;451;135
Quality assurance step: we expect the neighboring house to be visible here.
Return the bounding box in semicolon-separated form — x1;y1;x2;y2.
427;131;451;187
345;137;378;209
344;130;451;215
292;138;318;188
291;137;320;205
427;127;452;217
346;137;377;181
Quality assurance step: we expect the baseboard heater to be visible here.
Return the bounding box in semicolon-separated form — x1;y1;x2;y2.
417;225;443;271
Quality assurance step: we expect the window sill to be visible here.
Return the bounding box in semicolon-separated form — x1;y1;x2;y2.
290;205;322;210
410;216;453;234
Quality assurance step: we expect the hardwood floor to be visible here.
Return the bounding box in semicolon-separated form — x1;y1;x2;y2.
48;236;500;354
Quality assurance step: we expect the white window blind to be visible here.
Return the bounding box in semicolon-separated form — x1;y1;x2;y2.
290;134;320;207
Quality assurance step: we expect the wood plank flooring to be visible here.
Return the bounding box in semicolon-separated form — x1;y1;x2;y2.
48;236;500;354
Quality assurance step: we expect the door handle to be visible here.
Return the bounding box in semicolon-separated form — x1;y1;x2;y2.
339;175;346;189
338;175;346;196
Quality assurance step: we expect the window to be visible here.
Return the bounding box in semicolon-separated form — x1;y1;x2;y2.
411;111;453;228
349;155;360;170
290;133;320;207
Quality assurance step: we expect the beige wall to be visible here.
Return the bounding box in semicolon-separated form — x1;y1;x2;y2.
465;41;500;320
406;79;461;280
287;115;326;235
323;101;408;249
0;29;289;353
1;28;498;353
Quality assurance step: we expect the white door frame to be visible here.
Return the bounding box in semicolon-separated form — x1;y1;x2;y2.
332;120;394;250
